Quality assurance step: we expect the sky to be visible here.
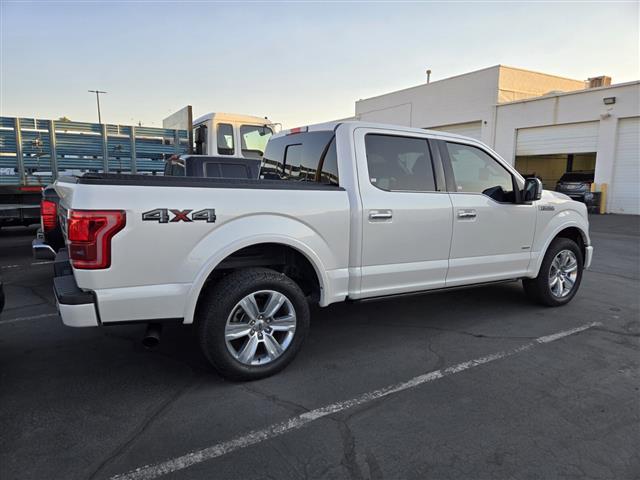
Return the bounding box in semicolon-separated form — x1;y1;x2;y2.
1;1;638;128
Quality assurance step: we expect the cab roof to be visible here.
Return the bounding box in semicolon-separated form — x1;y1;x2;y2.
193;112;273;126
273;120;481;143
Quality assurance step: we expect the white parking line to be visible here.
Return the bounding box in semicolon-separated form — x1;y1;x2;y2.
111;321;601;480
0;312;58;325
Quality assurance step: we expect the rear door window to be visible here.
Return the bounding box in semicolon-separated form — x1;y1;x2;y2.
364;134;436;191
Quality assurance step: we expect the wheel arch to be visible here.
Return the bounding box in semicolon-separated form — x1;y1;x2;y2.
530;212;590;277
183;237;329;324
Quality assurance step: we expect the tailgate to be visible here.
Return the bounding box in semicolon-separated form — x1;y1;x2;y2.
53;178;78;240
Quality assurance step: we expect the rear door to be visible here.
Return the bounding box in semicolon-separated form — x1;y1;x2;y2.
439;140;536;286
355;128;453;298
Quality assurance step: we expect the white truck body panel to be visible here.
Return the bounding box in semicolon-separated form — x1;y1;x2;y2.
55;181;350;324
54;121;592;328
352;126;453;297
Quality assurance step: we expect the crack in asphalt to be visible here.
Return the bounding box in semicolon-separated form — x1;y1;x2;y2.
592;327;640;338
364;447;384;480
423;324;537;340
425;336;446;371
2;281;56;309
88;378;199;480
240;384;310;415
268;441;308;479
587;269;640;282
335;418;364;480
347;320;538;340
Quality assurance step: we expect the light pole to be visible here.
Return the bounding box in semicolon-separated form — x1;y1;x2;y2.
88;89;107;123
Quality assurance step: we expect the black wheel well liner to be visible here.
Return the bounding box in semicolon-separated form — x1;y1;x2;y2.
553;227;586;260
197;243;321;313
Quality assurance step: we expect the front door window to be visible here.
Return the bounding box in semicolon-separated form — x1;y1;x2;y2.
446;142;516;203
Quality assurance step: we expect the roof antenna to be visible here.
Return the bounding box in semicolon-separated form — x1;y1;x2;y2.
426;69;432;84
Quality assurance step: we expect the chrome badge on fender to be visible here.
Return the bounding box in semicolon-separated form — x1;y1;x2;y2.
141;208;217;223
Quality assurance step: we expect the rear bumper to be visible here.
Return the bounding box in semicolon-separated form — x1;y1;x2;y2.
32;230;57;260
53;249;187;326
584;245;594;270
53;251;99;327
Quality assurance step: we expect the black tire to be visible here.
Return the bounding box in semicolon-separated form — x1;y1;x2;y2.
523;237;584;307
197;268;310;381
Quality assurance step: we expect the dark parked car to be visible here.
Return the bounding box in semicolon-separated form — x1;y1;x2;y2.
555;171;595;203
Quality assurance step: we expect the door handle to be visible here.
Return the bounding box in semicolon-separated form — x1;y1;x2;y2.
369;210;393;221
457;209;477;219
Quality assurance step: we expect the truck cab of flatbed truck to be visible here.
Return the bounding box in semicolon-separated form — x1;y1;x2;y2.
191;112;275;160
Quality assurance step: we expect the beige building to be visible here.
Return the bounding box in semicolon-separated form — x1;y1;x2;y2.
354;65;640;214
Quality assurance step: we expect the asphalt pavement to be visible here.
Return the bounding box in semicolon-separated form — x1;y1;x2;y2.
0;216;638;480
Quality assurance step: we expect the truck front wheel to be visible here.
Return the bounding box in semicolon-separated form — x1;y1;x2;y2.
197;268;310;380
523;237;584;307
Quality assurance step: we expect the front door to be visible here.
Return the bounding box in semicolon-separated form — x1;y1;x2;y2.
355;129;453;298
441;141;536;286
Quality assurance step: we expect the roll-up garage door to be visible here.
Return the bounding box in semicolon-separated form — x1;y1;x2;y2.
516;121;599;156
609;117;640;214
428;121;482;141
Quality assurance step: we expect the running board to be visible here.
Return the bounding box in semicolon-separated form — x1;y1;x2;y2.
348;279;521;304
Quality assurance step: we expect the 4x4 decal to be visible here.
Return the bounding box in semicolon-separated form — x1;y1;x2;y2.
142;208;216;223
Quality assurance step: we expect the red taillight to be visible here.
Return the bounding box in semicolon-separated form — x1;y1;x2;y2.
41;199;58;231
20;186;44;192
67;210;126;269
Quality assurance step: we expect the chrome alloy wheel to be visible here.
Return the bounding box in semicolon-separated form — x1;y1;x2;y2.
548;250;578;298
224;290;297;366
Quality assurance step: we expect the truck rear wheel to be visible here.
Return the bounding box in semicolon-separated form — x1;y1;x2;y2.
523;237;584;307
197;268;310;380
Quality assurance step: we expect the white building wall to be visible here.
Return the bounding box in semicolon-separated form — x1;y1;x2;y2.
494;82;640;195
352;67;639;214
609;117;640;214
355;66;500;145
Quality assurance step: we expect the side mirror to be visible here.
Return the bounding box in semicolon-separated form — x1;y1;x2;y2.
523;177;543;202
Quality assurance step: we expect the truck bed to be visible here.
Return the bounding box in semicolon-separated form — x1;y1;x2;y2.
71;173;345;191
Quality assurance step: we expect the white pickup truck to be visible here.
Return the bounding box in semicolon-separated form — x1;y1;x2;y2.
53;121;593;380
